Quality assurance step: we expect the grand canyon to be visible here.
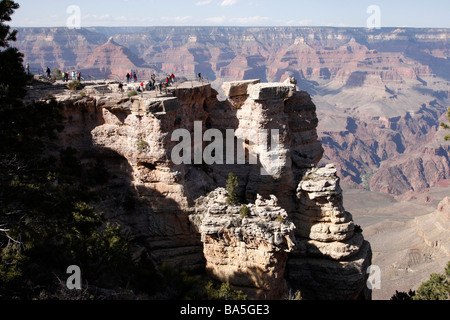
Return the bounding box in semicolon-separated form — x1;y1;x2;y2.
14;26;450;300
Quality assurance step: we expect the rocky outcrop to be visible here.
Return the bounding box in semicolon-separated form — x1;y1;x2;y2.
295;164;359;258
43;78;371;300
288;164;372;300
190;188;295;299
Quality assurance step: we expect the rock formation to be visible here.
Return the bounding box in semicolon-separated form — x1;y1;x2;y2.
190;189;295;299
289;164;372;299
38;77;372;300
16;27;450;199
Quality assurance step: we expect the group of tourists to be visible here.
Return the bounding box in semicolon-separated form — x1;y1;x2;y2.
126;71;138;83
25;64;83;83
122;72;177;94
61;70;82;82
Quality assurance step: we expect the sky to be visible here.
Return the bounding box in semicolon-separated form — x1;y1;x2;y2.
9;0;450;28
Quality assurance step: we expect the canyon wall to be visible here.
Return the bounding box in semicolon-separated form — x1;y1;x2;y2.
46;78;372;299
16;27;450;199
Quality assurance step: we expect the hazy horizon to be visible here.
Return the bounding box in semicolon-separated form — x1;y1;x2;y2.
10;0;450;29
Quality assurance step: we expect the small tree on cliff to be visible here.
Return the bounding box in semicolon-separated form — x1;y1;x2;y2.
226;172;240;205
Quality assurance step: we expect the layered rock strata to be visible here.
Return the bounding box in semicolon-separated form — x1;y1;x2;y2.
46;78;372;299
288;164;372;300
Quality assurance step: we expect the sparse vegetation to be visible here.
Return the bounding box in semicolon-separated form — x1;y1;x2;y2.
136;139;149;153
67;80;82;92
440;107;450;143
275;215;284;223
226;172;240;205
240;204;250;219
128;90;138;98
205;281;247;300
51;67;62;80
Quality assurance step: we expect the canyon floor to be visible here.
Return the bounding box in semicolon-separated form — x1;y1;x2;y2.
342;182;449;300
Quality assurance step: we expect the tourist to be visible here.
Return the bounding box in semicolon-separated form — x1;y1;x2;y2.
198;72;202;81
46;67;51;78
118;82;124;92
26;63;30;75
126;73;130;83
140;81;144;92
151;74;156;88
133;72;137;83
77;72;81;82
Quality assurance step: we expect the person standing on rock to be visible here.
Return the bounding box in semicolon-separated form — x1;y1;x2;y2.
77;72;81;82
46;67;51;78
26;63;30;75
133;72;137;83
126;73;130;83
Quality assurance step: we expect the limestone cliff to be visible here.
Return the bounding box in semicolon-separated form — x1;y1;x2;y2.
45;78;372;300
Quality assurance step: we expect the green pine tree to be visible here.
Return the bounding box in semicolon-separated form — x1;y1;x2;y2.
413;261;450;300
226;172;240;205
0;0;29;108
